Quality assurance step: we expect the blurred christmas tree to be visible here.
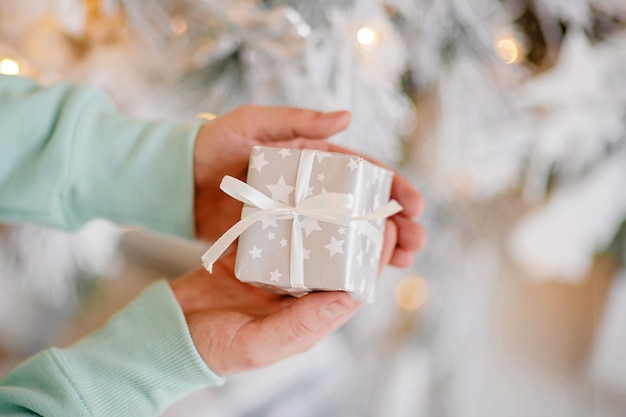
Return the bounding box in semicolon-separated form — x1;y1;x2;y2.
1;0;625;416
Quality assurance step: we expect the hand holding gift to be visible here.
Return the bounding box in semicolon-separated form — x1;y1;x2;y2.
174;105;426;375
171;219;399;375
202;146;404;302
192;105;426;267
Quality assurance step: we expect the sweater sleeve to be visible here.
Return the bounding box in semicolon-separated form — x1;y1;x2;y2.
0;281;225;416
0;75;202;239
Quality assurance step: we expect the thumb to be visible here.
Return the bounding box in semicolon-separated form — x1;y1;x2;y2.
246;291;358;368
232;105;351;142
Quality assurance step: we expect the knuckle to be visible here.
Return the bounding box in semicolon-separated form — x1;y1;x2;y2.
288;316;317;342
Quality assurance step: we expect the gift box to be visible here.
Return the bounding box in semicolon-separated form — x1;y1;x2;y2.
202;146;401;302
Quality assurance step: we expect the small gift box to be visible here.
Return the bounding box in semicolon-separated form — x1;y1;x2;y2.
202;146;401;302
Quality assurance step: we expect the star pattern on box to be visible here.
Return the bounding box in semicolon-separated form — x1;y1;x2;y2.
250;152;269;172
300;217;321;237
261;217;278;230
324;236;344;257
347;158;360;171
238;146;394;302
315;152;332;163
269;268;282;282
249;246;262;259
266;176;294;203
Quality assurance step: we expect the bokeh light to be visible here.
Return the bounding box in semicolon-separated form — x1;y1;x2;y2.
395;275;429;311
197;112;218;121
496;37;520;64
0;58;20;75
357;27;377;46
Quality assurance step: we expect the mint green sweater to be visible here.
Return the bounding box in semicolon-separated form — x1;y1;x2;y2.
0;75;225;415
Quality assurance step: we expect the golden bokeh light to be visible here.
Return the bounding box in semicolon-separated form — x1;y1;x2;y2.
496;38;519;64
197;112;218;121
395;275;429;311
0;58;20;75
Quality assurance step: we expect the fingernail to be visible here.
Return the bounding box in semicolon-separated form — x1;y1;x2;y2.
325;110;349;117
322;301;350;318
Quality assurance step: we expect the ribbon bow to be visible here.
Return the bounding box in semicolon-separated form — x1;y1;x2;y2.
202;150;403;289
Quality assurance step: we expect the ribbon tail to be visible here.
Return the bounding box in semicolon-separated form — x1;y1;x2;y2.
201;209;272;272
220;175;280;209
352;200;403;247
358;199;403;221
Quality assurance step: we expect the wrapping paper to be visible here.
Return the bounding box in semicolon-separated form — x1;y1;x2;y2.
222;146;397;302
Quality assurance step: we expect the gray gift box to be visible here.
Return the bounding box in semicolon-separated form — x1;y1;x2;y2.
233;146;395;303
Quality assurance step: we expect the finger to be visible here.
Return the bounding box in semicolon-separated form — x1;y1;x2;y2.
389;174;424;218
378;219;398;276
242;291;358;369
393;215;427;253
389;248;416;269
233;105;351;142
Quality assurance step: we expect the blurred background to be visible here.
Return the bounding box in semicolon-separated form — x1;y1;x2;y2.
1;0;625;416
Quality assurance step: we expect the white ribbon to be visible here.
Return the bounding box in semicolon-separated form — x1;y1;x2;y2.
202;150;403;289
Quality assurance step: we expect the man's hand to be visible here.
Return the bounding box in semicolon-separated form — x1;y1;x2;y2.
193;105;426;268
171;217;398;375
